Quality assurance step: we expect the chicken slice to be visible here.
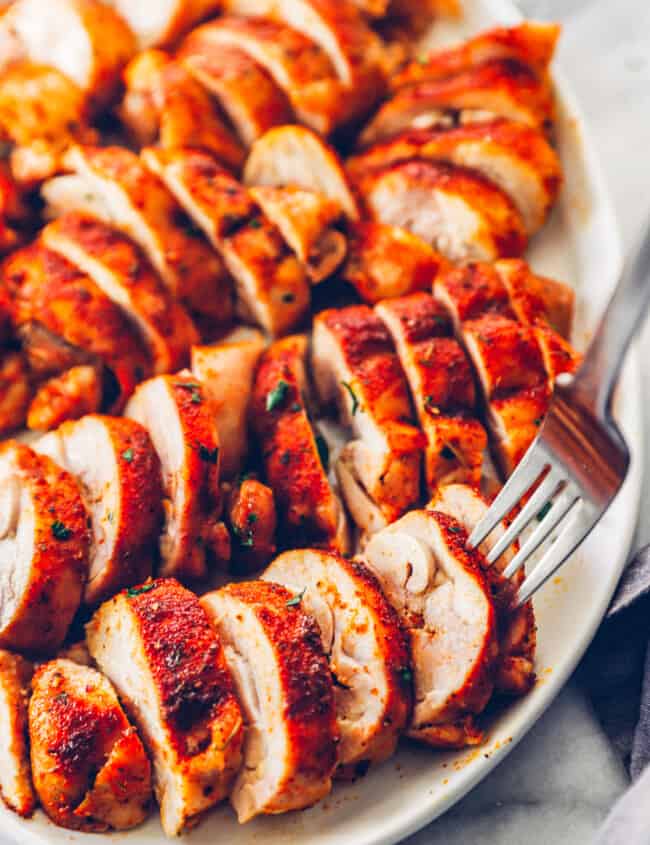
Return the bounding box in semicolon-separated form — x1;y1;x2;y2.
0;351;31;436
430;483;536;695
87;578;244;837
249;185;346;283
0;650;34;817
311;306;423;536
363;509;497;747
179;40;292;147
29;659;152;832
377;292;488;492
201;581;338;822
263;549;412;772
0;0;136;110
226;477;277;573
191;327;266;478
36;415;162;605
244;125;360;220
0;442;88;653
251;334;350;552
26;365;102;431
120;50;244;171
360;59;555;147
143;146;310;336
354;159;527;263
104;0;221;49
42;145;232;326
42;213;199;374
125;372;225;580
343;222;447;304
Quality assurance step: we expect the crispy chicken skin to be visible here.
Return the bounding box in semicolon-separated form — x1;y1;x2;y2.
377;293;488;492
343;222;447;304
27;365;102;431
251;334;350;553
364;509;497;747
263;549;412;771
179;39;292;148
120;50;245;171
226;477;277;573
29;659;152;832
353;160;527;262
349;120;563;235
0;442;89;653
105;0;222;49
311;306;424;535
191;327;266;478
143;146;310;336
244;125;360;220
0;650;34;817
87;579;244;837
249;185;346;283
201;581;339;822
0;351;31;436
42;213;199;375
36;415;163;605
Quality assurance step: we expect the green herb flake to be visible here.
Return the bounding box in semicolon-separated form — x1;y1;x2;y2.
341;380;360;416
247;512;258;525
448;525;462;534
248;218;263;229
286;588;306;608
399;666;413;684
106;510;114;524
537;502;552;522
416;53;429;65
198;444;219;464
290;402;301;412
266;379;289;412
127;582;156;598
175;381;201;391
440;445;456;461
315;434;330;472
534;417;543;427
279;450;291;466
51;520;72;541
122;448;134;463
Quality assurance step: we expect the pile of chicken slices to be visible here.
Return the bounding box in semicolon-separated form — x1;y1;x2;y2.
0;0;581;837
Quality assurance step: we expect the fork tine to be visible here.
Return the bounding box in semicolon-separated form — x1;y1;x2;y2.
486;467;565;565
467;448;549;549
502;482;581;579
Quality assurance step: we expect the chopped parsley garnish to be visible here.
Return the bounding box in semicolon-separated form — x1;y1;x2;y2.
537;502;552;522
534;417;543;427
341;380;360;416
315;434;330;472
175;381;202;404
127;582;156;598
399;666;413;684
121;448;134;463
232;523;254;548
248;218;263;229
247;512;258;525
266;379;289;412
51;521;72;541
440;445;455;461
286;588;306;608
198;444;219;464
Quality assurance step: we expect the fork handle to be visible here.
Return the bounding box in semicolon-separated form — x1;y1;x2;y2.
569;219;650;419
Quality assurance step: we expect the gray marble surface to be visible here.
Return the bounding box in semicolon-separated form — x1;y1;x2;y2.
413;0;650;842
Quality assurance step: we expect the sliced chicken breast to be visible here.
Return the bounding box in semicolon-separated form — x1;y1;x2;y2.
42;213;199;375
36;415;163;605
26;365;102;432
143;146;310;336
226;477;277;574
29;658;152;832
363;509;497;746
0;442;89;653
251;334;350;552
263;549;412;772
87;578;244;837
377;292;488;491
0;650;34;817
0;351;31;436
125;372;225;580
120;50;245;171
201;581;338;822
105;0;221;49
311;306;423;536
249;185;346;283
191;327;266;478
42;145;232;326
243;125;360;220
354;159;527;263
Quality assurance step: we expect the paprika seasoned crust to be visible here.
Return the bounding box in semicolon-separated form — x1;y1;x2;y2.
200;580;339;822
0;650;35;818
86;578;244;837
29;659;152;832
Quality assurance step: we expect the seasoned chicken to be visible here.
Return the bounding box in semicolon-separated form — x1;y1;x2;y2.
42;213;199;374
263;549;412;772
349;120;563;235
105;0;221;49
0;0;136;110
251;334;350;552
0;442;89;653
29;659;152;832
244;125;360;220
120;50;244;171
311;306;423;535
179;39;292;148
125;372;225;580
249;185;346;283
87;578;244;837
36;415;162;605
0;351;31;436
42;145;233;326
0;650;34;817
201;581;338;822
27;365;102;431
354;159;527;264
191;327;266;478
364;509;497;747
343;222;447;304
377;293;488;492
226;476;277;573
143;146;310;336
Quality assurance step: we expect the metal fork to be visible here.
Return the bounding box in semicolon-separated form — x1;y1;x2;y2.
467;222;650;607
